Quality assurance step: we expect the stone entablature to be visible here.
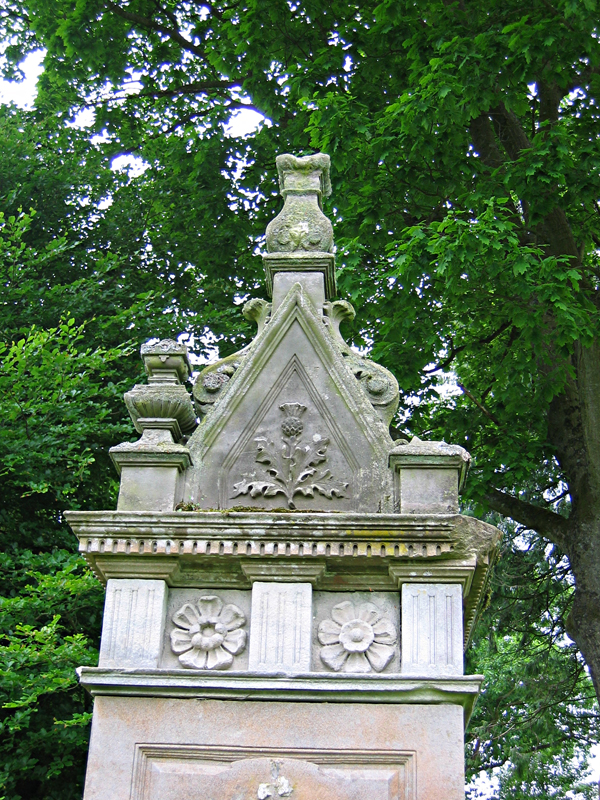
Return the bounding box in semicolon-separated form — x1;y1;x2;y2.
66;510;497;648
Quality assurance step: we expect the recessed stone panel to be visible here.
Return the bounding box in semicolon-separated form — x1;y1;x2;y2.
312;591;400;673
161;588;251;671
99;579;167;669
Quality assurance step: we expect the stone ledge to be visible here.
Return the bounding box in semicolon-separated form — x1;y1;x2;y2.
77;667;483;723
65;510;459;537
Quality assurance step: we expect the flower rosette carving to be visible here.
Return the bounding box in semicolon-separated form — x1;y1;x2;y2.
170;595;247;669
318;601;397;673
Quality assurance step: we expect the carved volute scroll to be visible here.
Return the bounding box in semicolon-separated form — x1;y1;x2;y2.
323;301;399;427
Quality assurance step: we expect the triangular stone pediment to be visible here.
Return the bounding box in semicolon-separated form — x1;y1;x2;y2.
185;284;394;512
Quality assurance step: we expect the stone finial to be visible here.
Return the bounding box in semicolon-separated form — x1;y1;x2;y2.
263;153;336;299
110;338;196;511
141;339;192;384
266;154;333;254
276;153;332;200
123;339;197;438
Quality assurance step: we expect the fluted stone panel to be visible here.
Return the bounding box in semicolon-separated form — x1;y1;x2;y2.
401;583;463;677
99;579;167;668
248;582;313;673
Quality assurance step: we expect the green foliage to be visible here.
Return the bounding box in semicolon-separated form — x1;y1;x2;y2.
0;115;139;800
0;553;103;800
466;523;598;796
1;0;599;796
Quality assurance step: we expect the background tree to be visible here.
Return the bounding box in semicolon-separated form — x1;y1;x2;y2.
1;0;599;796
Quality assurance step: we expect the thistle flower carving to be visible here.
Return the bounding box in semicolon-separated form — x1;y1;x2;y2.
232;403;348;509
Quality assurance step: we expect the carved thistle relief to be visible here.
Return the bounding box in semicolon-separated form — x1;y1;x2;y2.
318;601;397;673
170;595;247;669
231;403;349;510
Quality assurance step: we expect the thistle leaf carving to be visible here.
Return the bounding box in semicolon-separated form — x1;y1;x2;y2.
231;403;348;508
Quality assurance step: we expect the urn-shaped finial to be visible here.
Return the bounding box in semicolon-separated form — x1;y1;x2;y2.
266;153;334;254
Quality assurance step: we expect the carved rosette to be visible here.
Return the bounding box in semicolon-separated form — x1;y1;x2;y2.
318;601;397;673
170;595;247;670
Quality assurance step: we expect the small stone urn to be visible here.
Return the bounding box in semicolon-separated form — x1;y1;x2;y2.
265;153;333;254
263;153;337;301
109;339;196;511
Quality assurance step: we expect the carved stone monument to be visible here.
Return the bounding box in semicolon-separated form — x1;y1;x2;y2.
67;153;500;800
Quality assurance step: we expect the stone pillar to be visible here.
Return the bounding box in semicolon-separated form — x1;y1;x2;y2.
389;438;470;514
68;152;501;800
98;579;167;669
401;583;463;677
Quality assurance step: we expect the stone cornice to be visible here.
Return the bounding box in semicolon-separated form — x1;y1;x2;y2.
65;509;459;537
66;510;497;647
77;667;483;724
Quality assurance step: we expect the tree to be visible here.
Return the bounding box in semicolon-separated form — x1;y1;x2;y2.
1;0;599;795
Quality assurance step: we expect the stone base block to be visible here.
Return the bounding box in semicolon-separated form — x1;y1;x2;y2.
83;696;465;800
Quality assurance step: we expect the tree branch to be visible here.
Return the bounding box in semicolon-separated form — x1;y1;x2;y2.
104;0;206;57
457;383;505;427
134;79;240;99
484;487;570;550
490;102;532;159
488;101;579;262
469;112;504;169
424;322;514;375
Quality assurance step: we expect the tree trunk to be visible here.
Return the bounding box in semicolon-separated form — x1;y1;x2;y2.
487;338;600;704
547;338;600;701
566;522;600;702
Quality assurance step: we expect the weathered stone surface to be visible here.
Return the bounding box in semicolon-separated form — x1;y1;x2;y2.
248;582;313;673
272;270;325;314
401;584;463;677
78;669;483;714
389;437;471;514
110;428;191;512
185;283;395;512
99;579;167;669
324;299;400;427
313;591;400;674
66;509;496;644
191;288;399;437
71;152;503;800
161;588;251;670
266;153;333;255
124;339;197;437
124;384;197;438
140;339;192;384
110;338;196;511
263;252;337;301
81;697;466;800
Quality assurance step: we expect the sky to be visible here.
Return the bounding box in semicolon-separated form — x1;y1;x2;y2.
1;50;599;799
